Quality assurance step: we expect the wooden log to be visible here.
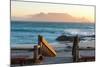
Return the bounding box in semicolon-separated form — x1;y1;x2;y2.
38;35;44;60
33;45;43;64
11;48;34;51
38;35;42;55
72;35;79;62
11;57;27;66
33;45;39;63
79;56;95;62
78;48;95;50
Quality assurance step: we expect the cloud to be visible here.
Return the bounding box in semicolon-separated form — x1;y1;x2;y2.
12;12;90;23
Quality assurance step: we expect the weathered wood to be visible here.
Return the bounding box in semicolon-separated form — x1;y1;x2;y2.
38;35;57;57
71;35;95;62
38;35;42;55
11;35;57;65
33;45;43;64
79;56;95;62
72;35;79;62
33;45;39;63
11;48;34;51
78;48;95;50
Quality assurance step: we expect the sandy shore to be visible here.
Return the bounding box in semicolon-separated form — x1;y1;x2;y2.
11;40;95;66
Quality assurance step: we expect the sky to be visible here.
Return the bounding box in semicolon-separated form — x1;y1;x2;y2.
11;1;95;23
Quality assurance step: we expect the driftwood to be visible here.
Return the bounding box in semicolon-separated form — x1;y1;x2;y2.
72;35;95;62
38;35;56;57
11;45;43;65
11;35;56;65
11;35;95;65
72;35;79;62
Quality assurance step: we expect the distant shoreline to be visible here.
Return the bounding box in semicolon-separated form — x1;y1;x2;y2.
11;20;95;24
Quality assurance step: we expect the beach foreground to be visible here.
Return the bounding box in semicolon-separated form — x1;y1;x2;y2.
11;40;95;66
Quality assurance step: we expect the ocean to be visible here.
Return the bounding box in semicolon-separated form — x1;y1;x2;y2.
11;21;95;45
11;21;95;63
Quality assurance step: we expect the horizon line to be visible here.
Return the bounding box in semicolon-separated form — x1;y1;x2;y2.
11;20;95;24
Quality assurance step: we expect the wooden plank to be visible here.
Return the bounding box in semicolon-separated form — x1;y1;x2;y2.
34;45;39;61
33;45;44;64
38;35;57;57
79;56;95;62
11;48;34;51
72;35;79;62
78;48;95;50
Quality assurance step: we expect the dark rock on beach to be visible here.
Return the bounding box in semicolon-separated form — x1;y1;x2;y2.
66;46;72;49
81;35;95;38
56;35;74;42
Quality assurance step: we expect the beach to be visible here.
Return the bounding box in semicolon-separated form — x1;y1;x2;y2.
11;21;95;66
11;40;95;66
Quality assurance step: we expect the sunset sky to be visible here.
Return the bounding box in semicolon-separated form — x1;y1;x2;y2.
11;1;95;23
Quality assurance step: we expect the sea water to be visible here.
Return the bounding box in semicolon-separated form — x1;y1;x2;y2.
11;21;95;62
11;21;95;45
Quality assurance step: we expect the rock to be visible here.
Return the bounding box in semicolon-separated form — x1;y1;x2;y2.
66;46;72;49
87;47;92;48
56;35;74;42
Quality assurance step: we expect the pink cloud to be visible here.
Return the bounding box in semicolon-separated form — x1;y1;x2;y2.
12;12;90;23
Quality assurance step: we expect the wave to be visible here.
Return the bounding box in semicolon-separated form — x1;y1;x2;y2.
64;29;94;36
12;28;95;36
11;28;61;33
11;22;95;44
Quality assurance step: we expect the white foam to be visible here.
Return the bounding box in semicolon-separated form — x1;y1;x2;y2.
64;29;94;36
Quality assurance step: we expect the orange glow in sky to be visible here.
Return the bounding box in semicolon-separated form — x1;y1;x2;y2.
11;1;95;23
